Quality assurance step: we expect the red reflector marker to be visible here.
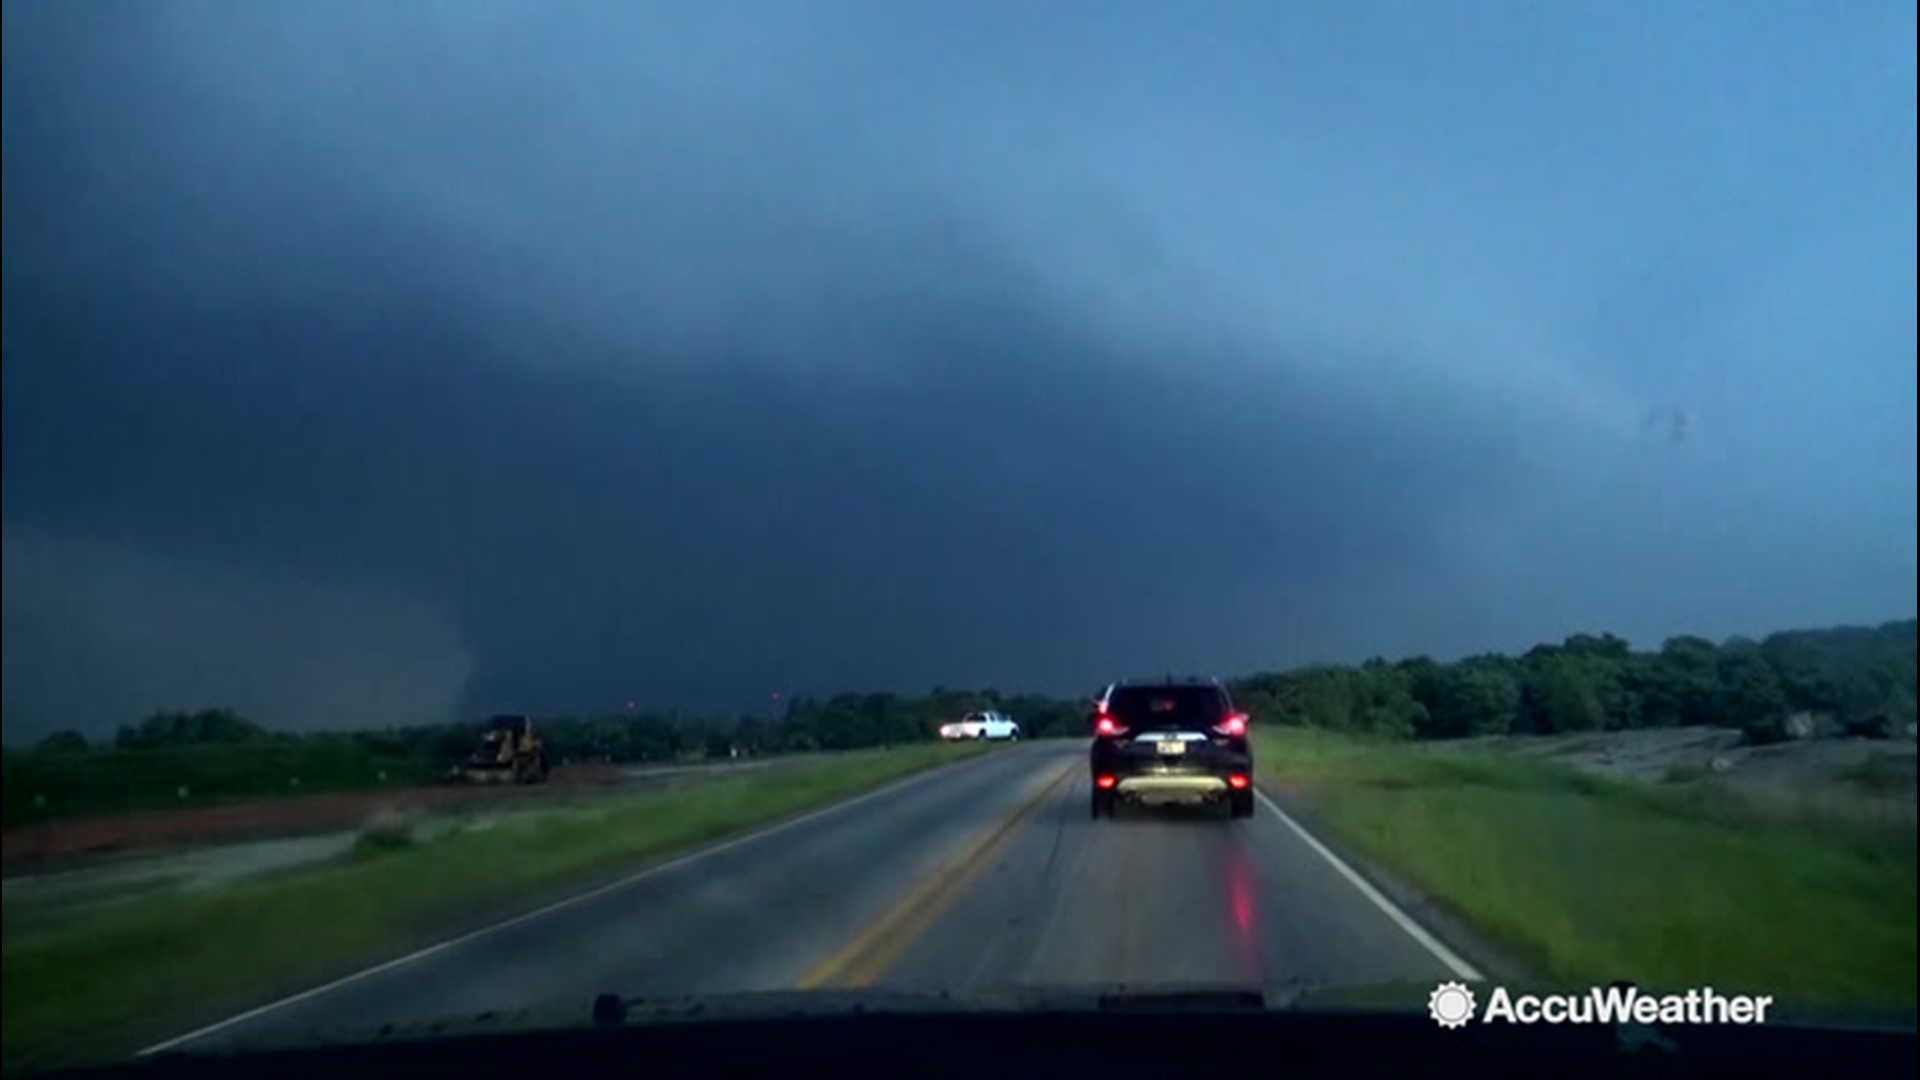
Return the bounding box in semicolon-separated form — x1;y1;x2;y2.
1227;774;1250;790
1096;775;1118;789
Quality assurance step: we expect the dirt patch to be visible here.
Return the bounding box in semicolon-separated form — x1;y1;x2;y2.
0;764;627;869
1441;726;1917;824
1497;727;1911;790
2;833;362;930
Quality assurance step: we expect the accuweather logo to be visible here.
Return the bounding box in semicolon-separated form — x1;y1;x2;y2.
1428;982;1478;1028
1427;981;1775;1028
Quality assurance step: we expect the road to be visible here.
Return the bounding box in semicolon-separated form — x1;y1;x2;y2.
148;741;1471;1053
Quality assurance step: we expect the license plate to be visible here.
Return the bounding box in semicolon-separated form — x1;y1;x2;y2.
1156;740;1186;756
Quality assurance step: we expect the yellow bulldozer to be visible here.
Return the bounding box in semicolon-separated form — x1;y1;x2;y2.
448;714;550;785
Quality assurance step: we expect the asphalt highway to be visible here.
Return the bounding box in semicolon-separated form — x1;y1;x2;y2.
149;740;1470;1053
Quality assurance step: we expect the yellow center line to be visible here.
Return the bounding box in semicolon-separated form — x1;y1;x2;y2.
796;760;1074;990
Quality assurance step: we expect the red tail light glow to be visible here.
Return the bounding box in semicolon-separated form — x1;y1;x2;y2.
1094;716;1128;737
1214;712;1248;737
1096;775;1118;789
1228;774;1250;790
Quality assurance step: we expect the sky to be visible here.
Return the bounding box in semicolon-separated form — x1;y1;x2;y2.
2;0;1914;739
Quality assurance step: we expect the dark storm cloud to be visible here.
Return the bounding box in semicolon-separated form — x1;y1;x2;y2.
2;186;1512;728
3;1;1913;737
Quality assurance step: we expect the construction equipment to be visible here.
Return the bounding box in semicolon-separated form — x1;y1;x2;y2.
448;714;550;785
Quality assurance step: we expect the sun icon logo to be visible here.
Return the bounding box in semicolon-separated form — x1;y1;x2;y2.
1428;981;1477;1029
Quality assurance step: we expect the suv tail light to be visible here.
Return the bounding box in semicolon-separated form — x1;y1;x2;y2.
1094;715;1128;737
1213;712;1248;738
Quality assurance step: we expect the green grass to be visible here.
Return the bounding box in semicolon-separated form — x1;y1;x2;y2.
1;741;990;1073
1257;727;1916;1013
1660;762;1711;784
1837;753;1915;796
3;742;440;828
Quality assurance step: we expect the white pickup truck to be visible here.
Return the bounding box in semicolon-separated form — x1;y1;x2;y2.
938;711;1021;741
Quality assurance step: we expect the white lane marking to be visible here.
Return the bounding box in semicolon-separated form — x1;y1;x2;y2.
139;748;1037;1055
1254;789;1484;982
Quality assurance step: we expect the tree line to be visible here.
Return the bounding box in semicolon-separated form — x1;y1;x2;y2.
20;619;1916;767
1228;620;1915;744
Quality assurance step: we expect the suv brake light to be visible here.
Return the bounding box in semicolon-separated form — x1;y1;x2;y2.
1213;712;1248;738
1094;715;1128;737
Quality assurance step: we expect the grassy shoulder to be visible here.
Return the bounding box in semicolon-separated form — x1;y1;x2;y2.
3;742;440;828
1;741;991;1073
1256;727;1916;1012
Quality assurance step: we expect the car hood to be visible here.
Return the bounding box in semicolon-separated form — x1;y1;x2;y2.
161;979;1917;1058
167;980;1344;1054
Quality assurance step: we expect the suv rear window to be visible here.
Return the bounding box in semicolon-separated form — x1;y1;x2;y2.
1106;685;1228;729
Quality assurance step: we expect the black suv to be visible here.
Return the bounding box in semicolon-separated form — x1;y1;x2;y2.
1088;678;1254;820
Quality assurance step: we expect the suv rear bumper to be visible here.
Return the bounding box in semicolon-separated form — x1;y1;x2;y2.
1091;746;1252;805
1114;774;1229;797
